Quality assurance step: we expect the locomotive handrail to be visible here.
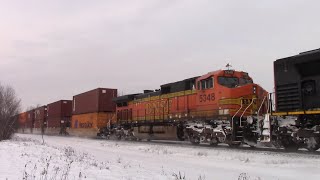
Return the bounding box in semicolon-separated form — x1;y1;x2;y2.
240;98;256;126
267;93;272;114
257;96;267;116
231;98;243;129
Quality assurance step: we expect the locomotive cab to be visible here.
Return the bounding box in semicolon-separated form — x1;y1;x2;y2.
195;70;268;118
194;69;268;146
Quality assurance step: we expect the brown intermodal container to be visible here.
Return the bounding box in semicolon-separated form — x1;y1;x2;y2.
47;100;72;128
47;117;72;128
18;112;27;128
34;106;47;128
26;110;35;128
72;88;117;115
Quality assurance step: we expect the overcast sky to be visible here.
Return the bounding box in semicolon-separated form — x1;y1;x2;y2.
1;0;320;111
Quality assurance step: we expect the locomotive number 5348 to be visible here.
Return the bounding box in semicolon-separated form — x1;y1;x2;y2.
199;93;215;103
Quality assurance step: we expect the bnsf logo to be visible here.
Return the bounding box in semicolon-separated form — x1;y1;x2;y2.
242;99;257;105
79;122;93;128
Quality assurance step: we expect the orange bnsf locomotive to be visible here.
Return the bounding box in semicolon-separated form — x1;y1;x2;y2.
104;68;268;147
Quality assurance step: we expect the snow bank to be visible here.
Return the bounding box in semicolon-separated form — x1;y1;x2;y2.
0;137;111;179
0;134;320;180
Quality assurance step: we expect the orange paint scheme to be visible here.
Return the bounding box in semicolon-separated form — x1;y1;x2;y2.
116;70;268;123
195;70;268;117
71;112;116;129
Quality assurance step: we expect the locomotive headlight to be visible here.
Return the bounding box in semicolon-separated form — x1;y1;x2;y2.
246;116;254;124
253;86;257;94
219;109;230;115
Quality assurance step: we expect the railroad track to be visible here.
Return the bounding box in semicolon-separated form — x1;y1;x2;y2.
95;137;320;156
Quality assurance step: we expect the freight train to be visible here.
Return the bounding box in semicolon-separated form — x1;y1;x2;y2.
16;48;320;152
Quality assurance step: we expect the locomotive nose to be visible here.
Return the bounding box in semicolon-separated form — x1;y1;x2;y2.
251;84;269;114
241;83;267;98
254;84;268;98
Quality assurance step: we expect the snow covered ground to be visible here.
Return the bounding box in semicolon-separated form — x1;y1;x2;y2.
0;134;320;180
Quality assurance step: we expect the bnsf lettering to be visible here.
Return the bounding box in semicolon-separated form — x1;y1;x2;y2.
145;100;173;115
242;99;257;105
199;93;215;103
79;122;93;128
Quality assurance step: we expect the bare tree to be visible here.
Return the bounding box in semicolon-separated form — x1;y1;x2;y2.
0;83;21;141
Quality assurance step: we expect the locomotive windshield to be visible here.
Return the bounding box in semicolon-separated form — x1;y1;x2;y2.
218;77;239;88
218;76;253;88
239;78;253;85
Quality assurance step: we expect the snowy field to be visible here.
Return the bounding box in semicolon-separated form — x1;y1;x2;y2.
0;134;320;180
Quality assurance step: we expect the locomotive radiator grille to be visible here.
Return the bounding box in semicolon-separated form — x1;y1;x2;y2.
276;83;300;111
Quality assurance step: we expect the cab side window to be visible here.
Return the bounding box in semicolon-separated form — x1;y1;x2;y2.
206;78;214;89
201;80;206;89
198;77;214;90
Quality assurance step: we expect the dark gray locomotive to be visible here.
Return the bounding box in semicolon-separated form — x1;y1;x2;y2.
263;49;320;151
274;49;320;111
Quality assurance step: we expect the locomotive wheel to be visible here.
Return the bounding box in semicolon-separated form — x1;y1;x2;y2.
190;136;200;145
283;143;299;152
210;138;219;147
228;143;241;148
306;137;320;152
280;136;299;152
106;135;110;140
271;138;282;149
307;146;320;152
117;134;122;140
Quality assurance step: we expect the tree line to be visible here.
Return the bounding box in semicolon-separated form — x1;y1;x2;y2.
0;83;21;141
